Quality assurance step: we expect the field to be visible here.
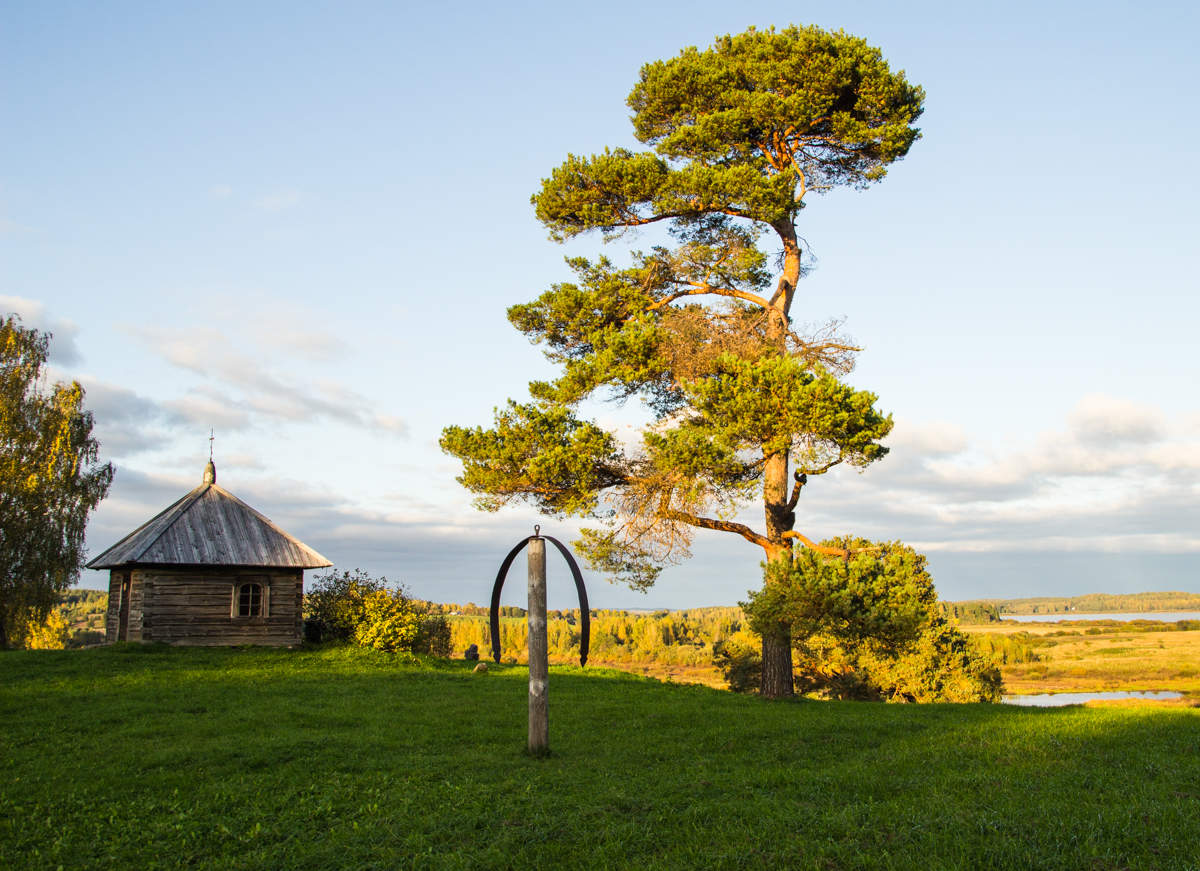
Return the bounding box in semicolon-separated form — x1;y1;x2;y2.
968;620;1200;697
3;645;1200;870
446;611;1200;700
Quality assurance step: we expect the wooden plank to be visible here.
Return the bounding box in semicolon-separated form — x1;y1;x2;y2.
89;481;330;569
133;568;303;646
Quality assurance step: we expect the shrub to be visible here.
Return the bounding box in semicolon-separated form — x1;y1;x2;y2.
304;569;392;642
712;633;761;693
304;569;421;653
858;617;1004;703
413;613;452;657
22;609;69;650
352;590;420;652
734;539;1005;702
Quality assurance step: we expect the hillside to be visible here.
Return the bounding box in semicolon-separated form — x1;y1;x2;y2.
1;645;1198;870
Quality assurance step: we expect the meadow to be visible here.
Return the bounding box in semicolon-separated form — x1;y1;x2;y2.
444;609;1200;700
3;644;1199;870
42;591;1200;699
969;620;1200;697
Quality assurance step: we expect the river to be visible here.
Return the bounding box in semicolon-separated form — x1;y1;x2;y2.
1001;611;1200;623
1003;690;1184;706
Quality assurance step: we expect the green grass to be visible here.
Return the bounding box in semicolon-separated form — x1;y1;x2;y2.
2;646;1199;870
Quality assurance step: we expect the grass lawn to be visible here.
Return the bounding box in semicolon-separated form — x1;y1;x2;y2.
2;645;1199;870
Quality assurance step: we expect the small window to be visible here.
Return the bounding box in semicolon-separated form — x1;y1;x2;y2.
236;583;263;617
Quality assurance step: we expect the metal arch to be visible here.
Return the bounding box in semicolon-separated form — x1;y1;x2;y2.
488;533;591;667
489;536;534;665
540;534;590;667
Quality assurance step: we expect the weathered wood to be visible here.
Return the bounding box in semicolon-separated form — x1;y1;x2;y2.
103;568;304;647
527;538;548;755
86;467;331;570
91;463;321;648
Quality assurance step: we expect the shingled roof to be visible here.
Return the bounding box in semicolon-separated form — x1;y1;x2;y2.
87;461;332;570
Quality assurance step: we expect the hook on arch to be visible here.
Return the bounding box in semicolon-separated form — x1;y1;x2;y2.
489;532;590;667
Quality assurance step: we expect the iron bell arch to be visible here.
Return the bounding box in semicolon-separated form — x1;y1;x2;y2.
489;526;590;666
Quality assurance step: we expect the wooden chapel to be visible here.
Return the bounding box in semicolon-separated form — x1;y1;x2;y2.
87;460;331;646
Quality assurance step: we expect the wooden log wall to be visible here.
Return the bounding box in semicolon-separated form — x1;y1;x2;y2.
104;570;145;642
104;571;120;643
107;568;304;647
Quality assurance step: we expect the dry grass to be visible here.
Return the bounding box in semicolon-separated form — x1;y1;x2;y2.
597;621;1200;702
965;621;1200;697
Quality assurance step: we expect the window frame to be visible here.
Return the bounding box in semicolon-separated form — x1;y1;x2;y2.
231;577;270;619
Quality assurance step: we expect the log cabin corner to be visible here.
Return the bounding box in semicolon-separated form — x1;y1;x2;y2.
86;460;331;646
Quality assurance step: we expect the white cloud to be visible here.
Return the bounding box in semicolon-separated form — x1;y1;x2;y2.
162;388;253;432
884;418;969;457
911;533;1200;555
1067;393;1165;445
0;296;83;364
782;393;1200;561
127;325;409;438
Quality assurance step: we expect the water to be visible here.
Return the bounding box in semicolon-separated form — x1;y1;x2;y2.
1001;611;1200;623
1003;690;1183;706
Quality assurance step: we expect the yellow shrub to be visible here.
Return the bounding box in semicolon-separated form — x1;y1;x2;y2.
352;590;420;652
24;610;69;650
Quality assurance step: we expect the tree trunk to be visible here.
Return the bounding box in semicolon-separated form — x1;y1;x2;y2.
760;626;794;698
757;222;804;700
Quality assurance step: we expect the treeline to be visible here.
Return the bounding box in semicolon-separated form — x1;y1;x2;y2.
949;591;1200;618
940;602;1003;624
52;590;106;643
971;632;1043;665
444;607;750;668
442;605;1040;677
427;602;583;620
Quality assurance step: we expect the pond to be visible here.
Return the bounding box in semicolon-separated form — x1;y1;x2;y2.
1002;690;1184;706
1002;611;1200;623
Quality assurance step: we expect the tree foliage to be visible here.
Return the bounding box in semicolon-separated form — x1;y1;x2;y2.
736;539;1002;701
533;25;924;238
746;538;939;652
441;25;922;696
303;568;427;654
19;608;70;650
352;589;420;653
0;316;113;648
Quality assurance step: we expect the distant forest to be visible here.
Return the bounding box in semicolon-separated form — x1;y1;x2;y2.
429;602;747;669
57;589;107;647
947;591;1200;622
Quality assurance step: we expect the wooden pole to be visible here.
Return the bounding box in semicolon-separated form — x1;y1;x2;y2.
527;536;549;755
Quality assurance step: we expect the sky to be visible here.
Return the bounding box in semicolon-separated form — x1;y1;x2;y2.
3;0;1198;610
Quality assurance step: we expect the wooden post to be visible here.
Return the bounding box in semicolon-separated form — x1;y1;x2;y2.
527;536;549;755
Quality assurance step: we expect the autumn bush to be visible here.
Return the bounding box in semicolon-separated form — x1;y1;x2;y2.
303;568;421;653
351;589;420;652
15;609;70;650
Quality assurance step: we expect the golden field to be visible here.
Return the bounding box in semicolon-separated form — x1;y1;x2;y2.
966;620;1200;699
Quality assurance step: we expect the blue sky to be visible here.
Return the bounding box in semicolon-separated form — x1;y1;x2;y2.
4;0;1198;609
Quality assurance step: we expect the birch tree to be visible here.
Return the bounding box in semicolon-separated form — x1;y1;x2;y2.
0;316;113;647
